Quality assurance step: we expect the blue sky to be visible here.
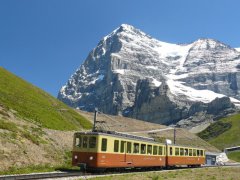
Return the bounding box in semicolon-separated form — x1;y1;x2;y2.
1;0;240;96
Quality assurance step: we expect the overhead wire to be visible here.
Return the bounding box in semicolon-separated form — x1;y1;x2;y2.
93;110;207;149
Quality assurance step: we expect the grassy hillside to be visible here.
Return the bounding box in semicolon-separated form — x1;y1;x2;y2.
0;106;76;172
227;151;240;162
198;113;240;162
198;113;240;150
0;67;92;130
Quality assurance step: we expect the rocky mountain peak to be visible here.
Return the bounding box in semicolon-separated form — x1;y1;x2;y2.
58;24;240;130
118;24;137;32
102;24;148;43
191;38;231;51
182;38;240;72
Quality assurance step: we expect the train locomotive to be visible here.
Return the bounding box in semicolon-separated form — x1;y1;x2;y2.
72;130;205;171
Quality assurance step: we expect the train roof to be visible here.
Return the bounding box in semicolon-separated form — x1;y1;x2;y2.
74;130;205;150
74;130;160;144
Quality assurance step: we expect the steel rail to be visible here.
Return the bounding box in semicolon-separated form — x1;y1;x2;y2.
0;171;88;180
1;164;240;180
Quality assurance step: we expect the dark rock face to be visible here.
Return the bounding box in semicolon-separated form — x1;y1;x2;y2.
207;97;233;115
131;79;234;127
58;24;240;129
131;79;185;124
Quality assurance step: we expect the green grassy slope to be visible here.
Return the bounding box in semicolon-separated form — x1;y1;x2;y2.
0;67;92;130
227;151;240;162
198;113;240;150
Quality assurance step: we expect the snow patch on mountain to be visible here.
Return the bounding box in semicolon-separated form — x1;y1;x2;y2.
229;97;240;106
113;69;125;75
146;66;158;70
89;74;105;84
152;78;162;87
154;43;192;72
167;79;225;103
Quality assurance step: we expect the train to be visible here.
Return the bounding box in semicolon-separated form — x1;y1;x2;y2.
72;130;205;171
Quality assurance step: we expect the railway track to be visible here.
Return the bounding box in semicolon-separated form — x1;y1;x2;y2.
0;171;89;180
1;164;240;180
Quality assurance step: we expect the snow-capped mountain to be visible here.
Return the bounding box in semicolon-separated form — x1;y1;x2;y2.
58;24;240;130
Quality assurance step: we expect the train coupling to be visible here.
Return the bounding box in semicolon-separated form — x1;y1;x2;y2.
78;163;87;171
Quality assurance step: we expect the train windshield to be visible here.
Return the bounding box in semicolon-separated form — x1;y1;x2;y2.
74;134;97;149
75;135;82;147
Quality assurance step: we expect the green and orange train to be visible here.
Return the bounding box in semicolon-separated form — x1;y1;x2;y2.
72;131;205;171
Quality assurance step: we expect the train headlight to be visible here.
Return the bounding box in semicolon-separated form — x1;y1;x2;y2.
74;155;78;159
89;156;93;160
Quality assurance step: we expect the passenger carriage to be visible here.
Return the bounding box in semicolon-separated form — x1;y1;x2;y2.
72;131;166;170
166;144;205;167
72;131;205;171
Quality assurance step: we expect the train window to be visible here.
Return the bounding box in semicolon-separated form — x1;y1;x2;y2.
189;149;192;156
101;138;107;151
114;140;119;152
197;150;200;156
147;145;152;155
158;146;163;155
175;148;179;156
153;146;158;155
141;144;146;154
75;136;81;147
169;147;173;156
120;141;126;153
89;137;96;148
133;143;139;153
83;136;88;148
180;148;184;156
75;138;79;147
185;148;188;156
163;147;165;155
200;150;203;156
193;149;196;156
127;142;132;153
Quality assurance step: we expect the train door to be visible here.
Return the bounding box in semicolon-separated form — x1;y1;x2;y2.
120;140;126;162
126;141;133;166
166;145;169;167
166;145;174;167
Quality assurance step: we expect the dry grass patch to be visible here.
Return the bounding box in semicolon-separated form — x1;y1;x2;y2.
78;110;219;152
